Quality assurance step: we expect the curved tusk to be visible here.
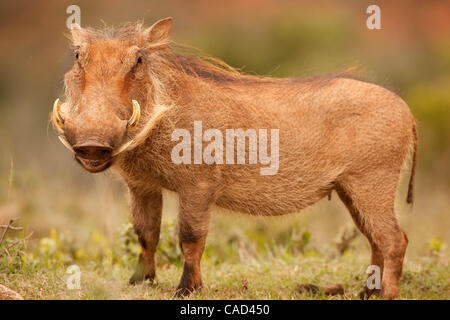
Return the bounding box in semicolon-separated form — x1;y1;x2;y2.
58;135;74;153
127;100;141;131
52;98;65;129
112;105;168;157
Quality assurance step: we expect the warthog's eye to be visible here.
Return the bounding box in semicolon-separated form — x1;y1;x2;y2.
127;52;146;79
135;49;146;67
73;45;81;60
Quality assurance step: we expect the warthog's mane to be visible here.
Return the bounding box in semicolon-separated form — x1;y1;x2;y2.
64;22;358;157
71;22;354;87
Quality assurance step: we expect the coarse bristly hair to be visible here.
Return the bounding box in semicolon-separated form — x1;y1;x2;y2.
62;21;360;158
56;19;418;299
69;21;357;88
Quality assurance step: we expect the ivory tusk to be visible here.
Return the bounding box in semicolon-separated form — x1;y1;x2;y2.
52;98;65;129
112;105;168;157
127;100;141;130
58;136;74;153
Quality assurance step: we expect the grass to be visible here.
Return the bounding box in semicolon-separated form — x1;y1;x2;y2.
0;213;448;300
0;168;449;300
0;0;449;301
1;248;448;300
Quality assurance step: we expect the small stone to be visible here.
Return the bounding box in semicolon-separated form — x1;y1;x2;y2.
296;283;344;296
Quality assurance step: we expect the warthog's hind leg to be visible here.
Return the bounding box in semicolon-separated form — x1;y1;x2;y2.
336;170;408;300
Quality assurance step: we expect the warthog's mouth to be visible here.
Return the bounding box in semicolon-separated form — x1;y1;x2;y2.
52;99;170;172
75;156;112;173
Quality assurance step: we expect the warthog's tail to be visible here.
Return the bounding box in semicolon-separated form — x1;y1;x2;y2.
407;122;418;205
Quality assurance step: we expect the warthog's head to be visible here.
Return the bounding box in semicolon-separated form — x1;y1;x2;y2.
52;18;172;172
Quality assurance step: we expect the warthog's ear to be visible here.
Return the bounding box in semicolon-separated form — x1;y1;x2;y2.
144;17;173;50
69;23;85;46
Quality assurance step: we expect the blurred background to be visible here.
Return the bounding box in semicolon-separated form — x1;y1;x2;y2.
0;0;449;276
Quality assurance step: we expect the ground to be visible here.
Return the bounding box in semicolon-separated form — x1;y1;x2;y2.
1;220;448;300
0;176;449;300
1;254;449;300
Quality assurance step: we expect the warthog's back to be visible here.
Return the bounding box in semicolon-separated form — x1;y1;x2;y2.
120;76;415;217
208;77;416;216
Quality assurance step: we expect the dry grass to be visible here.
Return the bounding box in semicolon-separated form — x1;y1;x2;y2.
0;169;449;300
1;252;448;300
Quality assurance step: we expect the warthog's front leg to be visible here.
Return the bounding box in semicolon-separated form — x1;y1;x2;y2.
175;183;214;297
129;188;162;284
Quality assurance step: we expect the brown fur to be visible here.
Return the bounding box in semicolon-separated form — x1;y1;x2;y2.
55;18;418;299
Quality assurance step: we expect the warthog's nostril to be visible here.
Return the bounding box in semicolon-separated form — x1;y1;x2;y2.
101;149;111;156
73;143;113;161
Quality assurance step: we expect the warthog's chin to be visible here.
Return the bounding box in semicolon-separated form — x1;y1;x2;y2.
75;156;112;173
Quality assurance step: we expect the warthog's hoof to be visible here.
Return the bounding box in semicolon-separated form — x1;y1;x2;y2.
128;271;155;285
359;287;382;300
174;283;202;298
380;286;399;300
296;283;344;296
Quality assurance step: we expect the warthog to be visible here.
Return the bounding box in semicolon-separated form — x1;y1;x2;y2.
52;18;418;299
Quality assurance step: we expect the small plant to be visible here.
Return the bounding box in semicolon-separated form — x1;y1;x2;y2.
119;223;140;265
156;218;182;266
119;219;182;267
334;226;359;256
291;228;312;254
428;237;447;258
0;218;32;273
38;228;81;266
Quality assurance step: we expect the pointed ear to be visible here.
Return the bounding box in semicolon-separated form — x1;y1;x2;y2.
70;23;85;46
144;17;173;50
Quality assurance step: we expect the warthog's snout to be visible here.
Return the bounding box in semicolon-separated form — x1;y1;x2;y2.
73;142;113;160
52;98;143;173
73;142;113;173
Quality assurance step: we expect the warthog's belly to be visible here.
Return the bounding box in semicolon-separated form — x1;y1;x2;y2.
215;180;333;216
